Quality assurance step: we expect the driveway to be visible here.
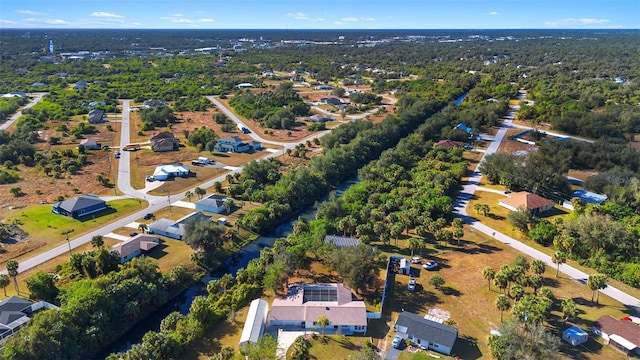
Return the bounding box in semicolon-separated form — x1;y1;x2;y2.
275;329;308;359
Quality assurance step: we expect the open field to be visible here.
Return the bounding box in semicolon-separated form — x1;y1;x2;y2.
0;198;146;264
377;229;630;360
0;120;123;208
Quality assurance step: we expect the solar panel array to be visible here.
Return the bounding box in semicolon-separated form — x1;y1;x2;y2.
303;287;337;302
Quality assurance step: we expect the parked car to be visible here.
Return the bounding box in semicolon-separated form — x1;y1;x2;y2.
102;145;110;150
114;151;120;159
129;232;138;237
422;261;438;270
145;175;155;182
391;335;403;349
143;213;154;220
408;277;416;291
411;256;421;264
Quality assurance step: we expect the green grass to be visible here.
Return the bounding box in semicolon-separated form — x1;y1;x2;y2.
303;335;369;360
5;199;146;262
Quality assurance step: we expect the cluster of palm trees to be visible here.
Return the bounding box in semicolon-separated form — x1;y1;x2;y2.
184;187;206;202
0;259;19;296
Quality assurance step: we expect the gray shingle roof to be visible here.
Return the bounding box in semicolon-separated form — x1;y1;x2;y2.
52;194;105;213
0;296;32;325
396;312;458;349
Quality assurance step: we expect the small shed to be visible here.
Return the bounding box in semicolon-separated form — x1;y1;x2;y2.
562;326;588;346
399;258;411;275
239;299;269;349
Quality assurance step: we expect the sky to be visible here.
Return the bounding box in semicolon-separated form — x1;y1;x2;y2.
1;0;638;30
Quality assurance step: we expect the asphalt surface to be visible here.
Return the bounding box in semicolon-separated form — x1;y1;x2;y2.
453;91;640;312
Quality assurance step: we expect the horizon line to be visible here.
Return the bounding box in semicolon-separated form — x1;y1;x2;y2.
1;27;639;31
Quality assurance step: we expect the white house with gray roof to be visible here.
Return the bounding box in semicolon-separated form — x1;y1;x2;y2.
395;311;458;355
148;211;210;240
195;194;228;214
268;283;367;335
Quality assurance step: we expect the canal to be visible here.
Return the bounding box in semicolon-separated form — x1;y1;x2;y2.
99;177;360;358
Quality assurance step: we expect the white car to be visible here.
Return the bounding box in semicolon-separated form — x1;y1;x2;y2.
411;256;421;264
408;277;416;291
422;261;438;270
391;335;403;349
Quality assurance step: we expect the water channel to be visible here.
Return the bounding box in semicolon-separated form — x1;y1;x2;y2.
100;177;360;358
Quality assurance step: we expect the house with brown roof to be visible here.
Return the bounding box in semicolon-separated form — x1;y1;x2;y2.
149;132;179;152
110;234;160;263
592;315;640;356
268;283;367;335
498;191;555;215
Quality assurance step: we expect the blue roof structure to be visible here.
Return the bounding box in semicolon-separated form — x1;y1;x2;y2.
564;326;588;339
572;189;607;205
454;123;472;133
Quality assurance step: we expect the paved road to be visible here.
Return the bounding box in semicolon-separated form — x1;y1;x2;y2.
3;96;337;275
0;92;47;130
453;91;640;311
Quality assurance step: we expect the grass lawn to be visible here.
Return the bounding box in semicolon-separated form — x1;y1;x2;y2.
467;188;640;301
2;198;146;265
374;228;629;360
303;335;370;359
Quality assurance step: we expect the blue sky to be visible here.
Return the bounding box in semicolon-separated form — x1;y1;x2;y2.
1;0;638;29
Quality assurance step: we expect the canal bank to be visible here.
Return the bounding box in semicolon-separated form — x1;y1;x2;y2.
100;177;360;358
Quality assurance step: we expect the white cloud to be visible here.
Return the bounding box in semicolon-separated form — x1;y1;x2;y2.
339;17;375;22
488;11;499;16
287;12;309;20
334;21;343;25
161;14;194;23
545;18;610;27
172;13;184;17
90;12;124;23
16;10;45;16
24;18;71;25
172;18;193;23
90;12;124;19
0;19;17;25
286;12;325;22
198;18;214;23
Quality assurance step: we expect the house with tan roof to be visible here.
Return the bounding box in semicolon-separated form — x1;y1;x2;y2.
498;191;555;215
592;315;640;356
110;234;160;263
268;283;367;335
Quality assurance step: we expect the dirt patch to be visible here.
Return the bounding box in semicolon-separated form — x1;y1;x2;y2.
0;224;29;244
427;307;451;321
497;128;539;155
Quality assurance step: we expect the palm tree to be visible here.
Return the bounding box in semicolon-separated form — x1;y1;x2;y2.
495;294;511;322
493;272;508;294
587;274;607;304
561;298;578;324
482;267;496;291
90;235;104;248
316;314;329;337
194;187;206;200
531;259;546;275
138;223;148;233
408;237;423;257
473;203;482;214
551;251;567;278
6;260;19;294
0;274;9;297
184;190;193;202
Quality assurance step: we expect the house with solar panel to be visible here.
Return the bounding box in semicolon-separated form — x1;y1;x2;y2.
268;283;367;335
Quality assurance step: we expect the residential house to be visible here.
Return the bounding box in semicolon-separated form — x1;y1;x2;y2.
149;132;179;152
152;164;190;181
82;101;106;109
319;97;343;106
88;109;106;124
73;81;88;90
239;299;269;349
237;83;254;89
148;211;210;240
268;283;367;335
435;140;464;149
592;315;640;356
1;92;26;99
315;85;333;90
195;194;228;214
562;326;588;347
395;311;458;355
52;194;107;219
0;296;58;343
324;235;360;248
214;136;260;153
79;138;100;150
309;114;333;123
143;99;166;109
110;234;160;263
498;191;555;215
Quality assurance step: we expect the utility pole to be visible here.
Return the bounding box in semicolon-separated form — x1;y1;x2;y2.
61;229;75;257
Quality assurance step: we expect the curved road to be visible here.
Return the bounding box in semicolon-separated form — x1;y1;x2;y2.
4;96;335;275
0;92;47;131
453;91;640;311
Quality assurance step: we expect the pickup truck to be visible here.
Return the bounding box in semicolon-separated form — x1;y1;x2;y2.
122;144;141;151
